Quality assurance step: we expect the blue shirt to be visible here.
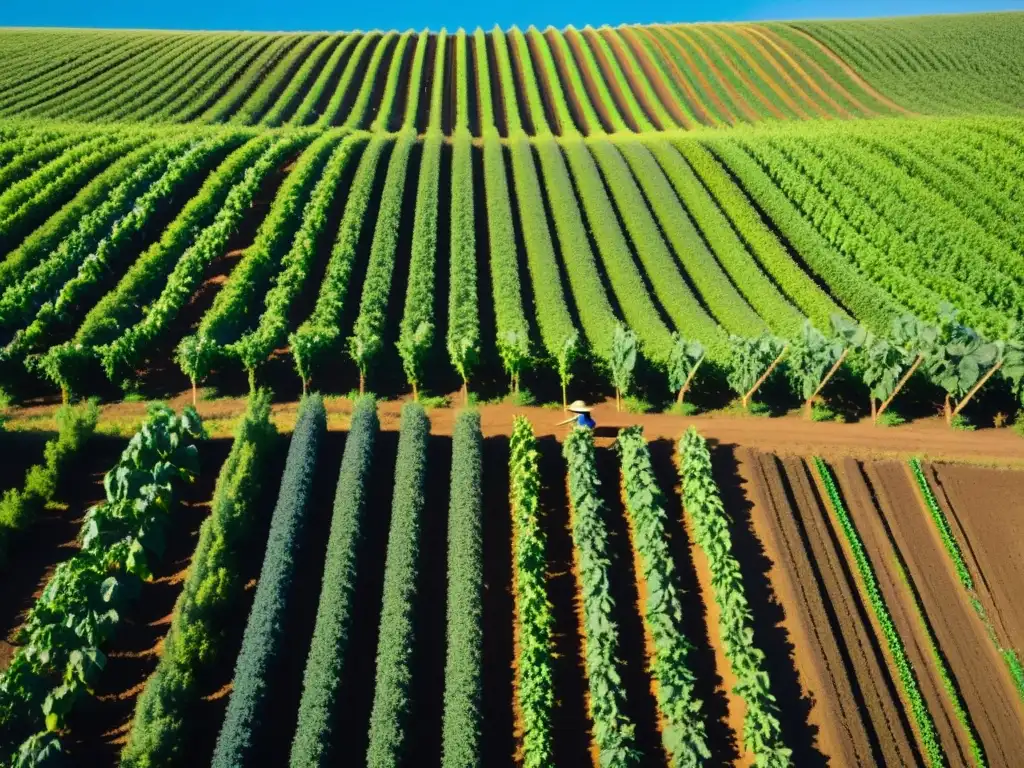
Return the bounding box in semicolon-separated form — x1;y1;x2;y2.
576;413;596;429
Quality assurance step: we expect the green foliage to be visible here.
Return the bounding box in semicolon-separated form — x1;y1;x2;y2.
616;427;709;766
786;319;845;402
926;303;999;400
122;390;276;767
290;136;387;388
668;334;705;401
0;404;204;765
508;417;555;767
350;134;415;384
610;323;639;401
212;394;325;767
811;457;943;768
291;396;377;767
726;333;785;403
0;401;98;564
679;428;791;766
562;427;640;767
441;411;483;768
366;401;430;768
908;459;972;591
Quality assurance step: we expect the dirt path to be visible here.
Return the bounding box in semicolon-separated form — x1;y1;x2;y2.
924;462;1024;656
868;461;1024;764
832;458;972;766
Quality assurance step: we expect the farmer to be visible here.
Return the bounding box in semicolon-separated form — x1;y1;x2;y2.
557;400;596;430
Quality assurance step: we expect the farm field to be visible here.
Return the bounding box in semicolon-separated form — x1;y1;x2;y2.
1;9;1024;768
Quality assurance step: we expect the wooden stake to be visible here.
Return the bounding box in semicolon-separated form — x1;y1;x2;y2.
875;354;923;422
191;378;198;407
743;345;788;410
805;348;849;419
412;380;418;402
359;371;365;396
952;360;1003;420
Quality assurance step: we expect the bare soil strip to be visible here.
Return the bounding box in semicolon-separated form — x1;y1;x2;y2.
832;458;972;766
616;27;700;128
924;462;1024;659
562;28;623;133
868;461;1024;763
739;449;879;765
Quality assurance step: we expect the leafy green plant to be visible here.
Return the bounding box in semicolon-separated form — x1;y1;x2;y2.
610;323;639;411
442;411;483;767
366;402;430;767
726;333;787;410
617;427;709;766
0;404;204;765
122;390;276;767
212;394;325;767
926;304;1003;426
447;133;480;404
787;316;850;418
563;427;640;766
291;396;377;767
668;334;704;407
679;428;791;766
508;417;555;767
812;457;943;767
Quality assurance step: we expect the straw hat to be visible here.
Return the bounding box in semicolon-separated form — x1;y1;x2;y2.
567;400;592;413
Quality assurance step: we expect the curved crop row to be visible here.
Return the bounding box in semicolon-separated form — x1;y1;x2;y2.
228;34;322;126
679;428;791;766
366;401;430;768
262;34;343;127
290;395;378;767
441;410;484;768
223;134;365;386
212;394;326;767
6;133;246;360
121;390;277;767
508;416;555;767
95;132;312;383
812;456;943;767
657;139;839;330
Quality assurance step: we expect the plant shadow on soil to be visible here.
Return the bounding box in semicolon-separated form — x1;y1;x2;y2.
481;436;516;766
648;438;738;766
709;441;826;767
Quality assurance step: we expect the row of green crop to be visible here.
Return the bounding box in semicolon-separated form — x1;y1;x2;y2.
290;34;359;126
89;133;312;389
291;136;388;389
7;133;247;362
366;401;430;767
290;395;377;766
508;417;556;766
811;457;943;767
562;426;640;766
441;410;484;767
212;394;326;766
263;34;343;127
0;404;205;765
121;390;277;766
679;428;791;766
616;426;710;766
447;133;481;392
228;35;322;126
369;32;415;132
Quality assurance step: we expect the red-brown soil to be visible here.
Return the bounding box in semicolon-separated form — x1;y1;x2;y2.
868;461;1024;762
623;27;712;127
740;450;919;765
924;462;1024;660
542;28;596;134
597;28;674;130
832;458;973;765
579;28;650;132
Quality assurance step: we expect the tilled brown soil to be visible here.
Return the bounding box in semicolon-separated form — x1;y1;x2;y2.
866;461;1024;764
740;449;919;766
924;462;1024;655
832;458;972;766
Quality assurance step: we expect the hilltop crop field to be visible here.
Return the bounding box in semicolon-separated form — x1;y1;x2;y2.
0;10;1023;768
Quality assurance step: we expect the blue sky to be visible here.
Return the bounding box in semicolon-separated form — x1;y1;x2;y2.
4;0;1023;32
